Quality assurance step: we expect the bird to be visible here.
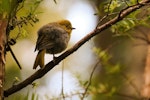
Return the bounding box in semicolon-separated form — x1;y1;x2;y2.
33;20;75;69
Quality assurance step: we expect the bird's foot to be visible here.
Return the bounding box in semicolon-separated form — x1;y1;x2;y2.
52;55;57;64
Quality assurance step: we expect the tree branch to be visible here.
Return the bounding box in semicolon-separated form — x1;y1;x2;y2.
4;0;150;97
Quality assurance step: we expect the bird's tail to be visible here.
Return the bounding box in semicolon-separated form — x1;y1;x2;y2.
33;50;46;69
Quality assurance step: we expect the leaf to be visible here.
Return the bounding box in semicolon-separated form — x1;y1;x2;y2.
21;28;28;38
32;82;39;88
107;87;116;97
107;63;121;74
98;83;107;93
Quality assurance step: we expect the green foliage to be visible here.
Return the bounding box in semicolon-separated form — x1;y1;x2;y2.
0;0;10;14
0;0;25;18
93;47;111;64
111;18;137;35
89;47;125;100
97;0;150;36
92;1;146;99
104;0;122;13
74;47;124;100
89;83;117;98
0;0;11;18
5;65;21;88
111;10;150;36
7;0;41;42
4;0;42;100
93;47;122;75
103;0;141;13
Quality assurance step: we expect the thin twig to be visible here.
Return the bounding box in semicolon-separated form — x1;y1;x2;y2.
133;36;148;43
48;89;140;100
81;61;100;99
107;0;113;13
121;73;141;96
133;28;150;46
7;45;22;69
61;61;65;100
15;24;22;40
96;12;118;27
16;0;26;12
122;0;129;7
96;0;113;28
137;0;139;4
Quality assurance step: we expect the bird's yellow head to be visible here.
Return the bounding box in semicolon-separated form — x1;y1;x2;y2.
58;20;75;35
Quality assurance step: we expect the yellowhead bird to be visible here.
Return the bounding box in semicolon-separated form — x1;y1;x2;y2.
33;20;75;69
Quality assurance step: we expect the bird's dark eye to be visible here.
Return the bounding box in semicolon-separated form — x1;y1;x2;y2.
66;25;71;29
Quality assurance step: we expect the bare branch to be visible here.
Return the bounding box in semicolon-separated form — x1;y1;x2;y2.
121;73;141;96
4;0;150;97
61;61;65;100
96;0;113;28
6;45;22;69
80;61;99;99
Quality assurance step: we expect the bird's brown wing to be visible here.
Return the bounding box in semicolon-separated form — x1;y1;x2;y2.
35;25;67;51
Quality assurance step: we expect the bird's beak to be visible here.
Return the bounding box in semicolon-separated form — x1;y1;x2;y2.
72;27;76;30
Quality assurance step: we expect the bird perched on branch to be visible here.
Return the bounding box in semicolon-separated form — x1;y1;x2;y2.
33;20;75;69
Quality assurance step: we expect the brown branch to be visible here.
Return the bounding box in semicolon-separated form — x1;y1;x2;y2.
81;61;99;99
4;0;150;97
7;45;22;69
121;73;141;97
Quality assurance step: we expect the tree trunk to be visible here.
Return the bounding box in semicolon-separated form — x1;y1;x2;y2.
142;45;150;98
0;19;7;100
